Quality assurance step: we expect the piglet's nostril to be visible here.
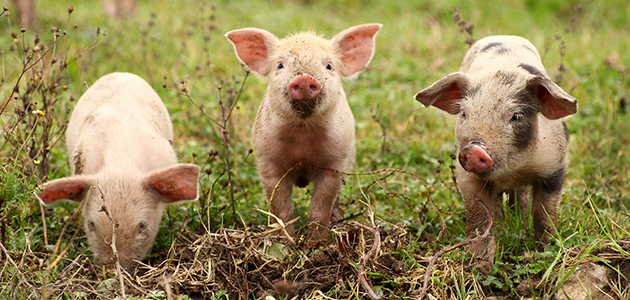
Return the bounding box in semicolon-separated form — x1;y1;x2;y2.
459;155;468;168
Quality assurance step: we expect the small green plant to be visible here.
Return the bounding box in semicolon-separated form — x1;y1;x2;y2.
0;165;37;250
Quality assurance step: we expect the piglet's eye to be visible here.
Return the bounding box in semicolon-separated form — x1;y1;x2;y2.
511;113;524;122
87;221;95;231
326;64;332;70
139;220;148;230
461;112;467;119
278;63;284;69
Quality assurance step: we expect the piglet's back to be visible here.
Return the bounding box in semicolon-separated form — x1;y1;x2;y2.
66;73;173;156
66;73;175;175
460;35;547;77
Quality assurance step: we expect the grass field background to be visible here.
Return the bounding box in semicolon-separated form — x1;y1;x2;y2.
1;0;629;299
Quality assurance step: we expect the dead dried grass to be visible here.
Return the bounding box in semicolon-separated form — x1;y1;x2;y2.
3;216;629;299
0;219;417;299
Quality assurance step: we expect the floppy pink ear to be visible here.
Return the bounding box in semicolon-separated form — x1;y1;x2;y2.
225;28;279;76
37;176;92;205
333;23;382;77
145;164;200;203
414;72;471;115
527;76;578;119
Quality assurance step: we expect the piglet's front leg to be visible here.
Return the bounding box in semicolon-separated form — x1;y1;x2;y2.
459;171;503;275
306;169;344;242
532;168;565;244
464;194;497;275
264;174;296;238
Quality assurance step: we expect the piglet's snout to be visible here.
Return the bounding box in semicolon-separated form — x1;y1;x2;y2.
459;142;493;173
289;75;321;101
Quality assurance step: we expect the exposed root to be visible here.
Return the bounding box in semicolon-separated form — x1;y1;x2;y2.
350;221;382;300
417;199;493;300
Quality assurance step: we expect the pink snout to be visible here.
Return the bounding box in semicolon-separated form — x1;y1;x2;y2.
459;142;493;173
289;75;321;101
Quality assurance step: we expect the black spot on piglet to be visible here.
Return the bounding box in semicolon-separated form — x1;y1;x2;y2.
562;121;569;142
481;42;502;52
518;63;544;77
481;42;510;55
540;168;566;195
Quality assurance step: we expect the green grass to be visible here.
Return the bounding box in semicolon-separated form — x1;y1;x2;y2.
1;0;629;299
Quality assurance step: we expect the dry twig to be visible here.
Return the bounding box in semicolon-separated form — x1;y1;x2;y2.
350;221;382;300
255;208;297;244
42;197;82;271
417;200;493;300
162;273;174;300
42;255;88;299
96;186;126;297
46;220;82;271
38;201;49;246
0;241;39;296
183;67;250;225
269;162;451;241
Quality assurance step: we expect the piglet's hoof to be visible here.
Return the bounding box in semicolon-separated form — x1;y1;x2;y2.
304;223;330;248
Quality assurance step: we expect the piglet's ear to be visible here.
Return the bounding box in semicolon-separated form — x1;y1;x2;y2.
145;164;200;203
527;76;577;119
333;23;382;77
37;176;92;205
225;28;279;76
414;72;471;115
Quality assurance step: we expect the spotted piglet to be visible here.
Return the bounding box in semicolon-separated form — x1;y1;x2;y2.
226;24;381;242
414;36;577;274
37;72;200;269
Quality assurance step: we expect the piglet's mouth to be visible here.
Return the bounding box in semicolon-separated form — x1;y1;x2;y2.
290;95;322;118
